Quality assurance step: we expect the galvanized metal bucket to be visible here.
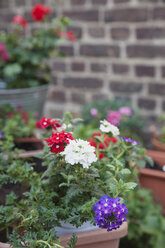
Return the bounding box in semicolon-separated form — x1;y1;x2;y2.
0;84;49;118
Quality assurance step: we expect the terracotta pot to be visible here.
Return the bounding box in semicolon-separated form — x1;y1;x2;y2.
0;223;128;248
152;135;165;152
15;136;44;173
138;149;165;214
60;222;128;248
15;136;44;151
0;243;10;248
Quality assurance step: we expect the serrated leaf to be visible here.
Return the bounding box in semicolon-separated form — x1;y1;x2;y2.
120;168;131;175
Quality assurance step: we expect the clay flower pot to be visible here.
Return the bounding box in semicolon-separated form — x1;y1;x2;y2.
60;222;128;248
138;150;165;214
152;135;165;152
0;222;127;248
15;136;44;172
15;136;44;151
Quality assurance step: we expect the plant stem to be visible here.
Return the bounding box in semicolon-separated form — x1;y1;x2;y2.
36;240;64;248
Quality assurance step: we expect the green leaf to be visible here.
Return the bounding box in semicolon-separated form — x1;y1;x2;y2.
120;168;131;175
3;63;22;78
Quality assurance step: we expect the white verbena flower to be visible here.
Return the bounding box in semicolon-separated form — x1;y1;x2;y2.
100;119;120;136
61;139;97;169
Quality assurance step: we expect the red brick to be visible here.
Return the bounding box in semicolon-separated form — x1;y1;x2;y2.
127;45;165;58
49;90;66;102
135;65;155;77
88;27;105;38
58;45;74;56
136;27;165;39
105;8;149;22
64;77;103;89
80;44;120;57
71;62;85;72
111;27;130;40
138;98;156;110
149;83;165;95
112;64;129;74
70;0;86;5
63;10;99;22
91;63;107;72
114;0;130;3
110;81;142;93
52;61;66;72
91;0;107;4
71;93;86;104
152;8;165;20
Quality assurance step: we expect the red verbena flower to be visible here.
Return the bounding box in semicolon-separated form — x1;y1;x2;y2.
31;4;51;21
35;120;42;128
36;117;61;130
21;111;29;124
39;117;52;128
51;120;61;130
12;15;28;28
88;132;117;160
45;131;74;153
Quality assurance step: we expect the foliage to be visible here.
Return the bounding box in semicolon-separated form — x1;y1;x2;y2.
0;137;39;239
8;189;77;248
120;188;165;248
80;99;143;139
0;4;74;89
0;104;35;139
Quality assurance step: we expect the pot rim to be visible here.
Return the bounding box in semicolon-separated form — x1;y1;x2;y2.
0;84;49;94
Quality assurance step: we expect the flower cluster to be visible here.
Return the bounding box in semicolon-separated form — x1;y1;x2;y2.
61;139;97;169
36;117;61;130
93;195;128;231
12;15;27;28
107;106;132;127
88;132;117;159
0;42;9;62
100;120;120;136
45;131;74;153
121;137;140;146
32;3;51;21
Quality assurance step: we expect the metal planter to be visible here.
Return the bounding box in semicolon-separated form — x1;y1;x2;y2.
0;84;49;118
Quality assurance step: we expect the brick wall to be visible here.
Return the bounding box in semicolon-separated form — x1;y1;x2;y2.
1;0;165;122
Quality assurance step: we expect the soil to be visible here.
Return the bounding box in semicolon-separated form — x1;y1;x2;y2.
145;161;164;172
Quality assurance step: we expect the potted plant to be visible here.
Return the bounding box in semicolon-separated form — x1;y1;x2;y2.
33;115;149;247
151;114;165;152
0;113;150;247
0;3;75;117
0;103;43;150
120;188;165;248
138;149;165;214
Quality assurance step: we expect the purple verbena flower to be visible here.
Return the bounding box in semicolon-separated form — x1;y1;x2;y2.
119;106;132;116
90;108;98;117
121;137;140;146
93;195;128;232
0;130;3;139
107;110;122;126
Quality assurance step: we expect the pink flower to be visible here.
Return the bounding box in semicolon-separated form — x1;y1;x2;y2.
90;108;98;117
107;110;122;126
12;15;28;28
0;42;9;62
119;106;132;116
